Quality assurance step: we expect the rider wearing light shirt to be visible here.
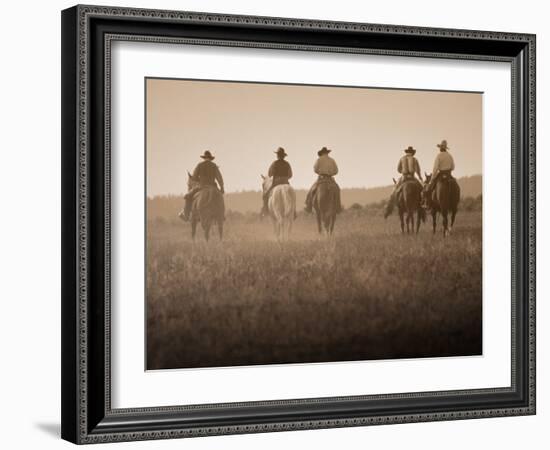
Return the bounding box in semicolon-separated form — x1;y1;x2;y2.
305;147;342;213
314;151;339;176
432;146;455;174
427;140;455;194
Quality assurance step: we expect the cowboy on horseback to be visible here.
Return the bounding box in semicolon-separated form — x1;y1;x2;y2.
180;150;224;222
304;147;342;214
261;147;293;217
426;140;455;196
424;140;459;235
384;146;423;218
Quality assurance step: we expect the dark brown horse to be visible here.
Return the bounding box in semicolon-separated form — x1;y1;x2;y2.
186;173;225;241
392;178;425;234
424;172;460;236
313;178;338;235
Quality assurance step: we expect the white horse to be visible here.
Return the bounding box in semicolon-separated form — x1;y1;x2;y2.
261;175;296;242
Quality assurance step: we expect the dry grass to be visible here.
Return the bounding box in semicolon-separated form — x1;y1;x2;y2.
146;211;482;369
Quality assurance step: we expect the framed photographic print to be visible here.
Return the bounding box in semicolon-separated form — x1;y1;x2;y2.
61;5;536;444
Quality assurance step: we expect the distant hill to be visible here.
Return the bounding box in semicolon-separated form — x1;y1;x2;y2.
148;174;481;218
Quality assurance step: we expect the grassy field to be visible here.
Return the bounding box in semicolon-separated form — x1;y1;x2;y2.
146;210;482;370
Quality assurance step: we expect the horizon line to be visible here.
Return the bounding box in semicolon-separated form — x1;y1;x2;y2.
146;173;482;199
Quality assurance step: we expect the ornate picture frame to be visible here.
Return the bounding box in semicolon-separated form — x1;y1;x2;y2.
61;5;536;444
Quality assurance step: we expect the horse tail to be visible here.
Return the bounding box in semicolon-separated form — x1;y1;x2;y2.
451;179;461;212
282;185;296;218
268;185;295;240
401;181;426;223
419;205;426;222
402;182;419;209
436;176;461;213
270;185;295;220
319;183;338;232
196;186;224;221
435;177;451;211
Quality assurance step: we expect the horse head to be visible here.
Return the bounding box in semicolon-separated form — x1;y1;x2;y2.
260;174;272;194
424;173;432;186
421;173;433;207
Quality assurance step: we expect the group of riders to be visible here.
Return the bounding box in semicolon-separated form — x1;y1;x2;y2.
384;139;456;218
179;139;456;222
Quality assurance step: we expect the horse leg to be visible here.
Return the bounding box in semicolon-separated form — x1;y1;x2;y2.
416;211;421;234
191;219;197;241
442;211;448;237
316;211;322;235
450;209;457;233
432;211;437;234
330;215;336;235
288;216;293;240
274;220;281;242
202;220;210;242
217;219;223;241
287;216;293;241
399;211;405;234
285;217;293;241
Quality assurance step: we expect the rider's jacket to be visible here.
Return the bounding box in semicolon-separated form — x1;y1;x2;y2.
398;155;421;179
192;160;224;191
268;159;293;185
432;151;455;175
314;155;338;177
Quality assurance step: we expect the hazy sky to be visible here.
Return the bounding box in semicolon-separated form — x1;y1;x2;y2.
146;78;482;196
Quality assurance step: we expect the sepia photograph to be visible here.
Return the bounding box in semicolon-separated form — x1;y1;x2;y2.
145;77;483;370
58;5;537;444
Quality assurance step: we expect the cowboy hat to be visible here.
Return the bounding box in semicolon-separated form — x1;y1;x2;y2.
317;146;331;156
200;150;215;160
274;147;288;157
437;140;450;150
404;146;416;154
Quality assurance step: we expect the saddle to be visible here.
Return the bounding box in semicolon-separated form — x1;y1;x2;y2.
191;186;223;206
317;175;337;185
403;178;421;186
398;176;422;193
272;176;290;188
438;170;453;182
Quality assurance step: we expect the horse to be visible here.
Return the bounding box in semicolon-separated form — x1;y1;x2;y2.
261;175;296;242
424;172;460;236
392;177;425;234
186;172;225;241
313;177;339;236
